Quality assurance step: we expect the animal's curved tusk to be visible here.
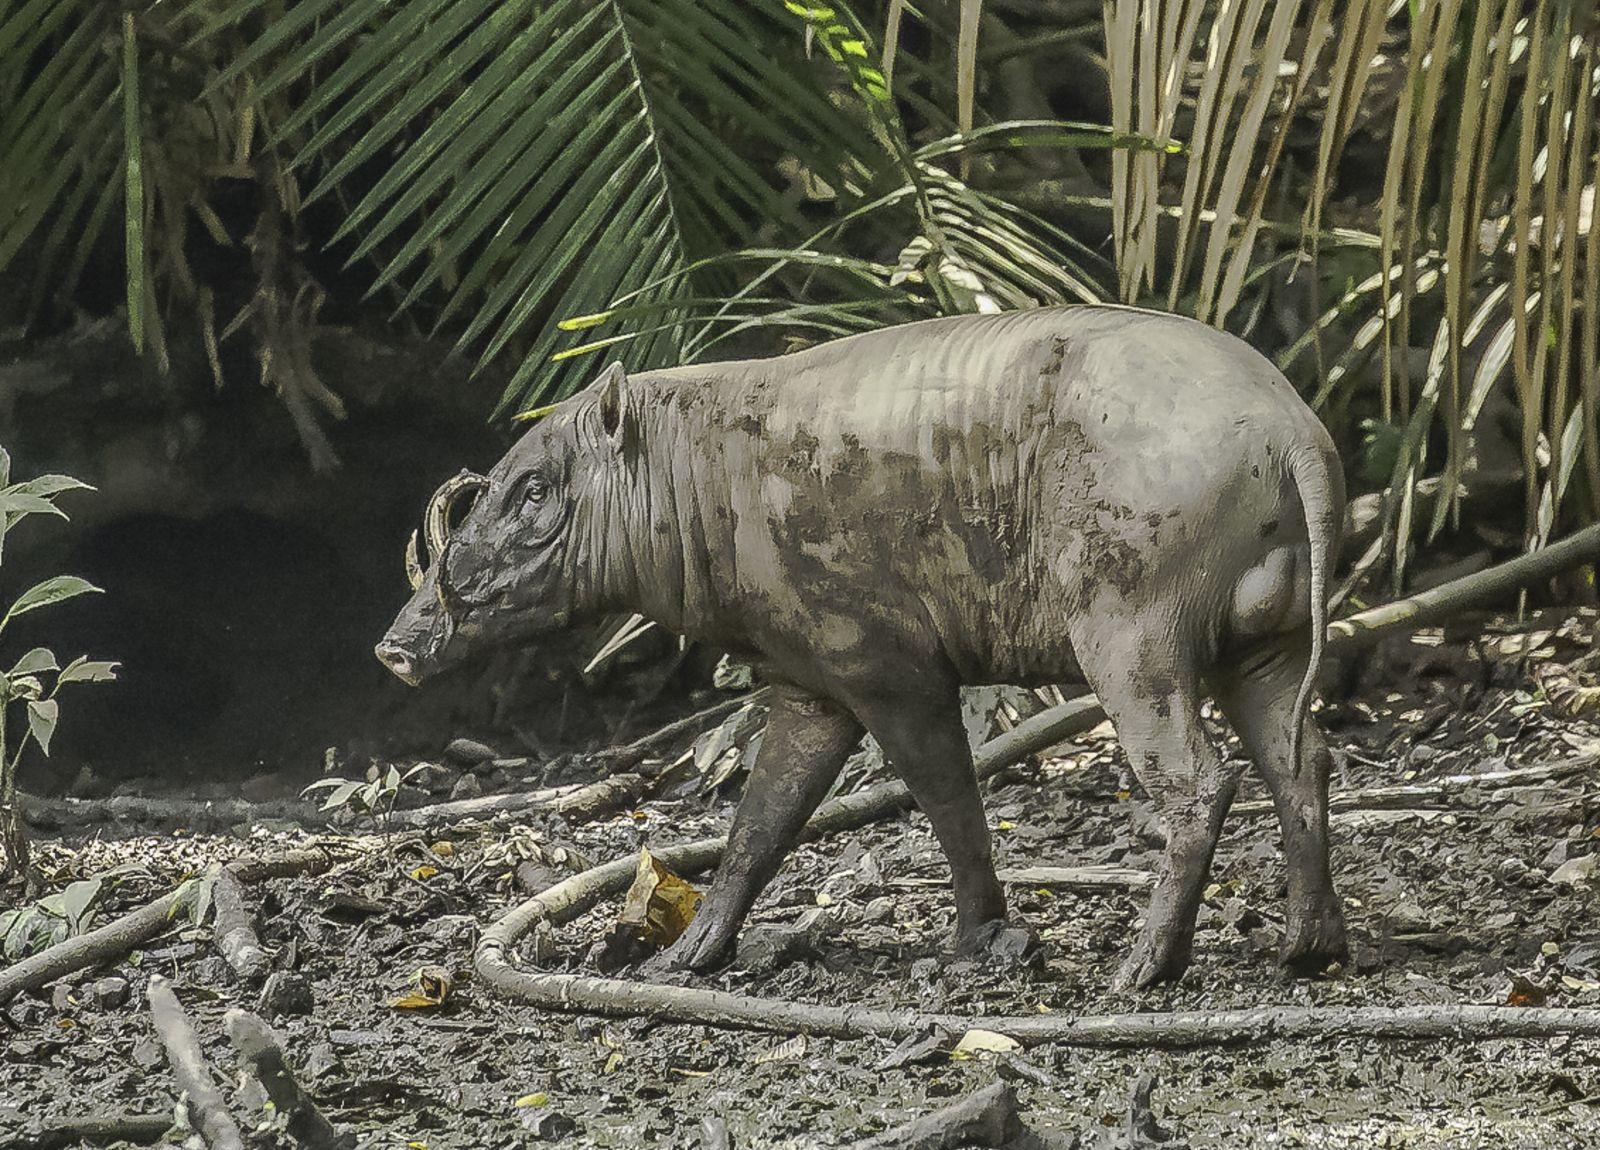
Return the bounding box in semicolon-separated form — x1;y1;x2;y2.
422;470;490;565
404;529;424;591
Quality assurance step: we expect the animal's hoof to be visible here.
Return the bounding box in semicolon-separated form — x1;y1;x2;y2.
958;919;1040;967
1279;905;1349;975
642;920;736;978
1112;938;1192;991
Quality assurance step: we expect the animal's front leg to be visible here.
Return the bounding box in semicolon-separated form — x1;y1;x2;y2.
658;686;863;973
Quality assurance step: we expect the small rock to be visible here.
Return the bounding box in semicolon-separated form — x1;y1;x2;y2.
258;972;315;1018
445;737;499;765
1543;840;1572;869
1496;857;1529;884
414;762;456;795
861;896;896;924
131;1036;164;1069
302;1040;342;1082
448;773;483;801
328;1028;383;1048
422;914;478;945
1383;900;1435;933
50;984;76;1011
1550;854;1596;888
89;976;129;1009
734;924;817;974
520;1110;578;1140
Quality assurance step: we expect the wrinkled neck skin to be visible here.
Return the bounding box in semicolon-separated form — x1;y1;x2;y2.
569;384;733;641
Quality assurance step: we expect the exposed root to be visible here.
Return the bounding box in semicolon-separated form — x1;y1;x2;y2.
20;793;325;833
147;975;245;1150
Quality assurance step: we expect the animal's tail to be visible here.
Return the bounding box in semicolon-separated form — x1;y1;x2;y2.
1286;444;1341;775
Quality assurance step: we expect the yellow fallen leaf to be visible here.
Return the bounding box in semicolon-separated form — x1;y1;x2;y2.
951;1028;1020;1059
616;847;702;948
997;820;1014;831
430;841;455;857
755;1035;806;1064
515;1092;549;1107
410;865;439;881
671;1068;711;1078
391;965;453;1009
603;1051;624;1073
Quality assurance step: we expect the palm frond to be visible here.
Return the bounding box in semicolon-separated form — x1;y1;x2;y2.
200;0;878;414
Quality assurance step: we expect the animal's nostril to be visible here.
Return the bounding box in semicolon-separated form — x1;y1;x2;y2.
374;643;417;683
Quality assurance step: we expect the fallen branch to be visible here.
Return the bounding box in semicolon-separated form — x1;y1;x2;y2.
997;865;1154;889
384;783;587;829
209;866;270;984
147;975;245;1150
1327;522;1600;647
1233;752;1599;818
846;1082;1023;1150
13;1113;172;1150
593;689;771;774
20;793;324;832
0;846;341;1006
225;1009;352;1150
386;772;656;831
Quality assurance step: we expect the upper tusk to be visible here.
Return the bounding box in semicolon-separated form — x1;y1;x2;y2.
423;469;490;563
404;529;424;590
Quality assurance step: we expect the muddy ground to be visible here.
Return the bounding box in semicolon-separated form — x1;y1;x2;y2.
4;611;1600;1149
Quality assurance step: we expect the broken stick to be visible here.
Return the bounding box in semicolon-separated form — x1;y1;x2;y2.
225;1009;352;1150
848;1082;1023;1150
209;867;270;984
146;975;245;1150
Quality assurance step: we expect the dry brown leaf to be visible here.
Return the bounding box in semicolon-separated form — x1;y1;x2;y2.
616;847;702;949
1532;661;1600;719
391;965;453;1009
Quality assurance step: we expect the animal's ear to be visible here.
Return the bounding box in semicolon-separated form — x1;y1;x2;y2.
595;361;636;453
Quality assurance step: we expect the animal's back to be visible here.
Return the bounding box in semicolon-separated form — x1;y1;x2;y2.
644;306;1335;684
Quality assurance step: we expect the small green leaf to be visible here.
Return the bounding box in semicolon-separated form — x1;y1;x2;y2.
0;490;68;519
10;475;94;500
56;658;119;686
3;576;102;627
10;648;57;676
318;780;362;812
59;878;102;931
27;698;59;755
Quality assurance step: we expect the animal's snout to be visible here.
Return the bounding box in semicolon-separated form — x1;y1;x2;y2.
374;641;421;685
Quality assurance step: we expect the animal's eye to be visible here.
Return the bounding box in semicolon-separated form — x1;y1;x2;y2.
525;475;549;505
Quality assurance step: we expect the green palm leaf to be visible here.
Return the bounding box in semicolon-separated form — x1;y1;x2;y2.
202;0;878;414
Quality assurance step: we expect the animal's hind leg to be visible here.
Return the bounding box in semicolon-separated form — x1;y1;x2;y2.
1074;618;1241;990
1212;643;1347;973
